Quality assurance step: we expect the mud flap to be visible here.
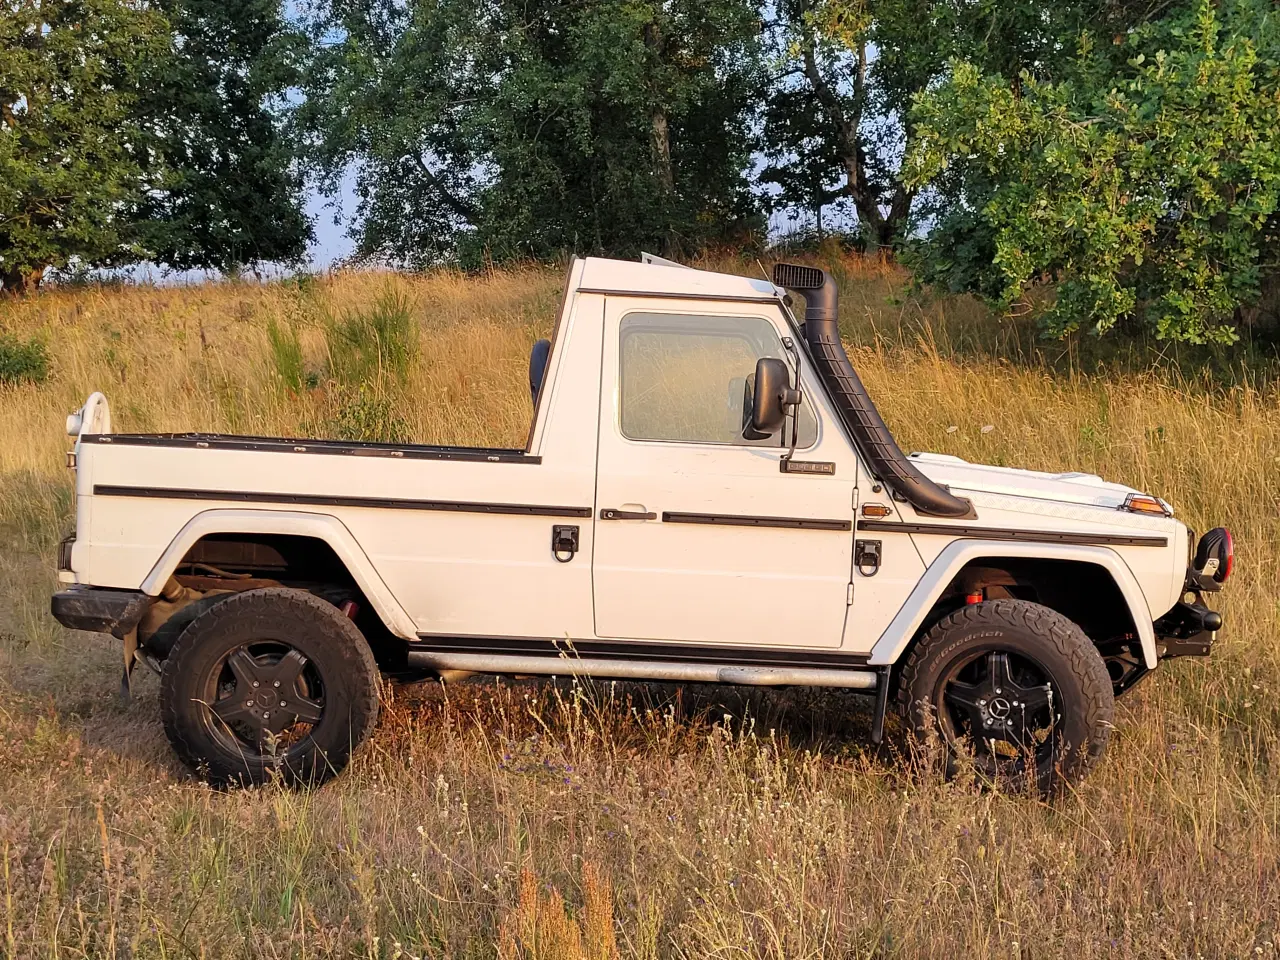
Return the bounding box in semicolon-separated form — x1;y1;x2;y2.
870;665;892;744
120;627;139;699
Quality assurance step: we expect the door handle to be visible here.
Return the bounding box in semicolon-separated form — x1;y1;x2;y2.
600;508;656;520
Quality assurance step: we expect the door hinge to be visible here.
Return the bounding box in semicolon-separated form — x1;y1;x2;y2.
846;582;854;605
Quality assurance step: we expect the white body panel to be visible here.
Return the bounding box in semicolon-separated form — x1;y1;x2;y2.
60;256;1190;668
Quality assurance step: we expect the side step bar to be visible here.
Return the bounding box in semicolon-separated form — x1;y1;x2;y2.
405;650;878;690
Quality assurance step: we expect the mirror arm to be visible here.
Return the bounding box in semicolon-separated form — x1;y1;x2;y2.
780;336;803;462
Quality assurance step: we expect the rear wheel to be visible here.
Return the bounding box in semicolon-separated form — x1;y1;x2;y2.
896;599;1114;794
161;588;380;787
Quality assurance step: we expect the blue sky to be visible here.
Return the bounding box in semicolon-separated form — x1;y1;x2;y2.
305;171;357;267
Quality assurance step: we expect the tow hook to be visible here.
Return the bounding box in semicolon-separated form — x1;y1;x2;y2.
1154;600;1223;658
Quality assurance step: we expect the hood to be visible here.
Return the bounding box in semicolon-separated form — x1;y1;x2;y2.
908;452;1147;511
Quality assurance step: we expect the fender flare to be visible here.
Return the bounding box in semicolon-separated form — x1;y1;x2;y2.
867;539;1158;669
139;508;418;640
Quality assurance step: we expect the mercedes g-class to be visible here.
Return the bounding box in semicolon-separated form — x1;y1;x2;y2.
51;257;1232;792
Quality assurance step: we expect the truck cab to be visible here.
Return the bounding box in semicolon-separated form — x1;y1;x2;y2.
51;256;1232;794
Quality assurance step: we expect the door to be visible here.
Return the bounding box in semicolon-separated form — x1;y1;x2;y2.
591;301;858;647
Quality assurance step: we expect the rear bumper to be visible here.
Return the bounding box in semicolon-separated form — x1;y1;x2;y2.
51;587;151;639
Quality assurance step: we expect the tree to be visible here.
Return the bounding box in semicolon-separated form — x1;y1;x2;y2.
0;0;309;295
131;0;311;272
906;0;1280;343
298;0;765;267
763;0;1153;253
783;0;918;251
757;72;851;242
0;0;168;293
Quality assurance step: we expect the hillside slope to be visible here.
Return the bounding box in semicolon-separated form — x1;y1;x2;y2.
0;260;1276;957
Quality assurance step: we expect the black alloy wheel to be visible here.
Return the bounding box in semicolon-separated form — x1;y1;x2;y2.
935;647;1058;780
203;642;327;754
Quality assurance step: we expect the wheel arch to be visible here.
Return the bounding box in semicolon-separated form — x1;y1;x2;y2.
868;540;1157;670
140;508;418;639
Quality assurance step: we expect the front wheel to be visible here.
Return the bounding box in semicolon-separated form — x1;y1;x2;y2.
896;599;1114;794
161;588;380;787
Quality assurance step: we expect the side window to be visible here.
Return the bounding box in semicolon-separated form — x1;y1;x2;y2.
619;312;818;447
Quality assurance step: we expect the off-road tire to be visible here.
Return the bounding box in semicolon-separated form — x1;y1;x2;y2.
161;588;380;788
896;599;1114;794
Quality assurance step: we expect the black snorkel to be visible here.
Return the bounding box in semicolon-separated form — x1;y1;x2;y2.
773;263;972;519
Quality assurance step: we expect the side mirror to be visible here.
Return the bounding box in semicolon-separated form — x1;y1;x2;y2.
750;357;800;436
528;338;551;403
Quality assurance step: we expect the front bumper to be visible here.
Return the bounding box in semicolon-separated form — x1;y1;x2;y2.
51;587;151;639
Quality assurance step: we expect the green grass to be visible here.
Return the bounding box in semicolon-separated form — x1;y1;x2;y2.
0;333;49;386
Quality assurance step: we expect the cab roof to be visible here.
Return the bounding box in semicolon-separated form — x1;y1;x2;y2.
574;256;783;304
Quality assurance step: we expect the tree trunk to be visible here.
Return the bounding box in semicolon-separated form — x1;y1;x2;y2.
644;20;679;258
798;24;912;254
650;106;675;195
1;265;46;295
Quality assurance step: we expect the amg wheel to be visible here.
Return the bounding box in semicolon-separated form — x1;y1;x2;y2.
160;588;380;788
896;599;1114;794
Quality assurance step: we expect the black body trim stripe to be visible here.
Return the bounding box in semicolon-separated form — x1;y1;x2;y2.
93;485;591;519
411;634;869;669
83;433;538;465
856;519;1167;547
663;511;851;531
577;287;782;305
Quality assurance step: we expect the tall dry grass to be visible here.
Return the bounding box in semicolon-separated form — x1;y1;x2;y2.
0;257;1277;958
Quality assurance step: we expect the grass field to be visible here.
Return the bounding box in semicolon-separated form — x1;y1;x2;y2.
0;257;1277;958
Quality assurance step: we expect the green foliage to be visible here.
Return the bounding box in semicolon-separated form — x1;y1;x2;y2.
130;0;312;272
0;0;169;292
0;333;49;385
324;287;419;388
0;0;310;291
763;0;1137;250
298;0;765;267
266;317;306;393
327;385;411;444
906;0;1280;343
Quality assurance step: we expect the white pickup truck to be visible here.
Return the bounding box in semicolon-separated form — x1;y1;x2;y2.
51;257;1232;793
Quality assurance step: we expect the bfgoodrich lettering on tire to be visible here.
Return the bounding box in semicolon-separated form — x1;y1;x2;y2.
160;587;380;787
896;599;1114;794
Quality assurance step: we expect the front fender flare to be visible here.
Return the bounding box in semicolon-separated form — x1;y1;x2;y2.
866;540;1157;669
139;508;418;640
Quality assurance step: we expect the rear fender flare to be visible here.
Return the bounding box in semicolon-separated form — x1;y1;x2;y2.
867;540;1157;669
139;508;418;639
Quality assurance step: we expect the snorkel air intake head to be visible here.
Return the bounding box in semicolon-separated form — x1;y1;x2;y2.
772;263;972;519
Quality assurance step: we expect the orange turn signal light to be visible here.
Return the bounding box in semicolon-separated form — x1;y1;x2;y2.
861;503;892;519
1122;493;1172;517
